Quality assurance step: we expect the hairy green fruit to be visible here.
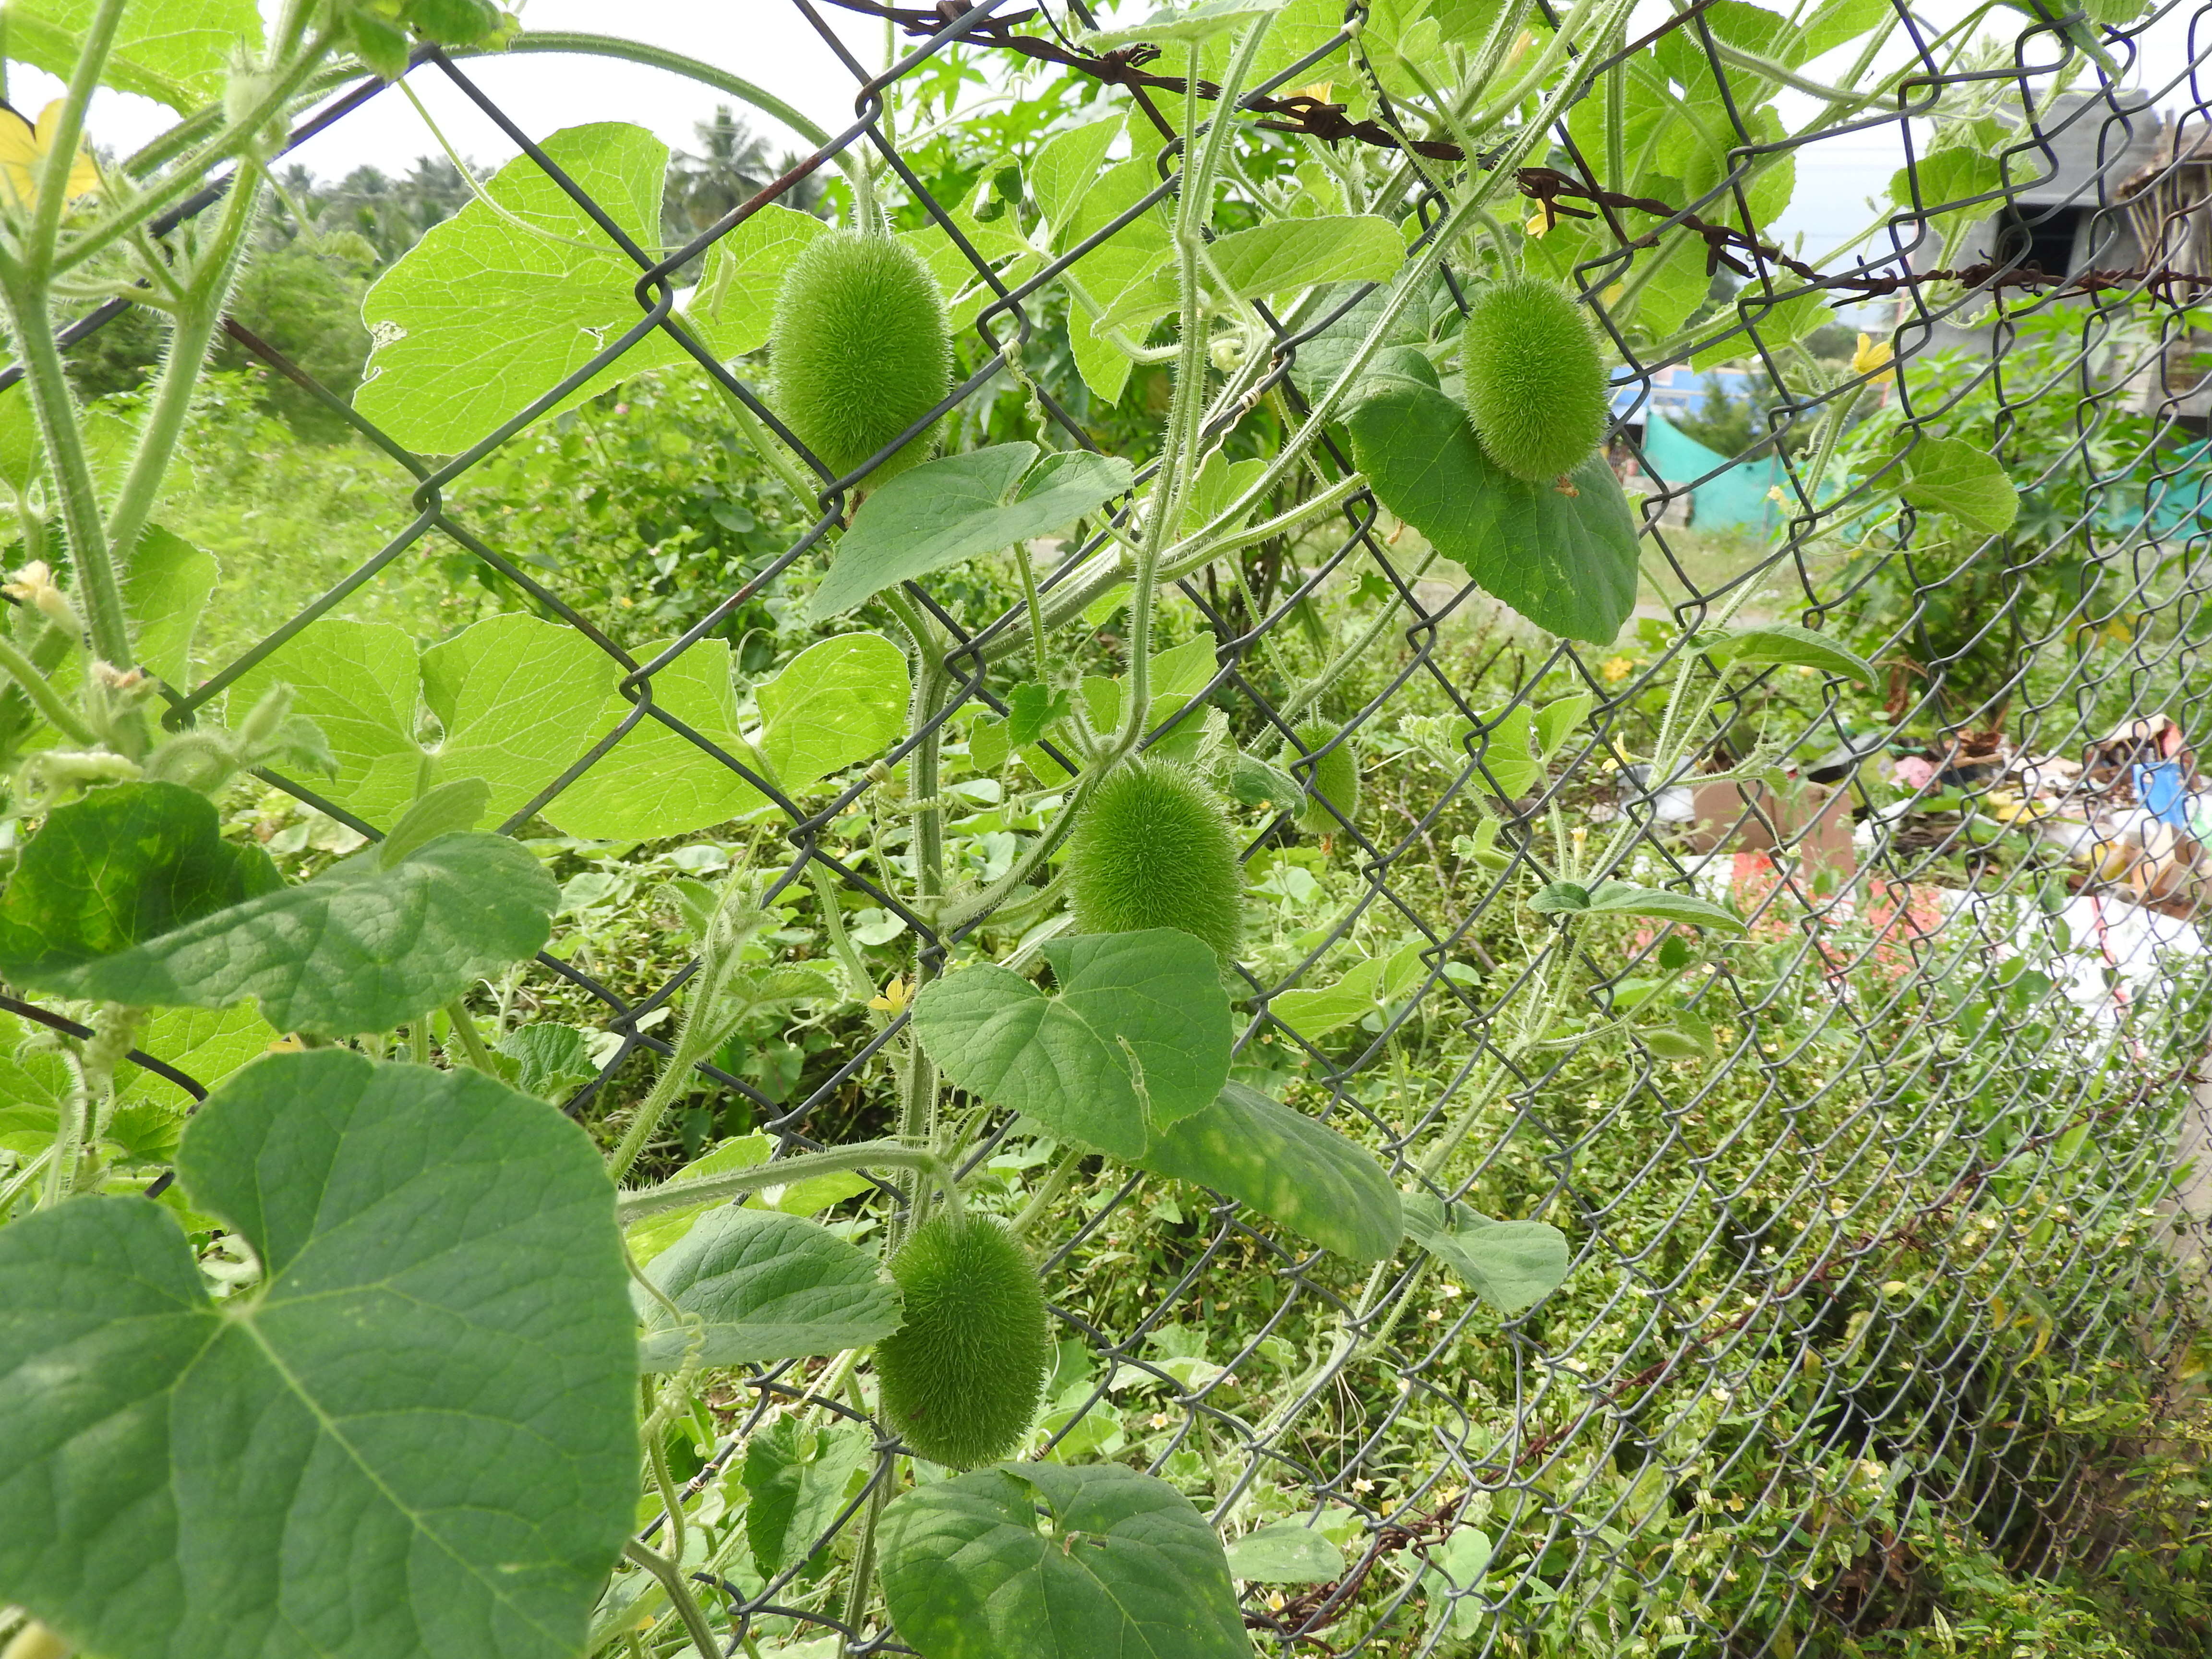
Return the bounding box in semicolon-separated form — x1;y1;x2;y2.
770;230;953;481
1281;720;1360;835
1460;276;1610;483
1065;759;1243;964
876;1213;1051;1468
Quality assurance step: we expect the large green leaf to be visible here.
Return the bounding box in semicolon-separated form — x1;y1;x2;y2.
680;202;827;358
0;1050;636;1659
420;613;622;821
126;528;218;689
0;782;280;979
1705;622;1875;683
1269;940;1425;1043
6;0;260;108
1032;113;1126;237
112;1002;282;1112
1224;1520;1346;1584
38;832;557;1037
911;930;1231;1160
756;632;911;794
227;619;427;826
1346;350;1637;645
743;1417;873;1579
632;1205;902;1372
1135;1082;1402;1261
1900;436;2020;535
879;1463;1251;1659
358;123;684;453
809;444;1134;622
1401;1191;1571;1313
231;616;790;840
1097;214;1404;335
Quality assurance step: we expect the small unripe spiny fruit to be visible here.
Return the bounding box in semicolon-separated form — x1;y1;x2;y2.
1281;719;1360;835
1064;758;1243;964
1460;275;1610;484
875;1212;1050;1467
770;229;952;481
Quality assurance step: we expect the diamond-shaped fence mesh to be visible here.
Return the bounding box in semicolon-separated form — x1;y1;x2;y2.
11;0;2212;1653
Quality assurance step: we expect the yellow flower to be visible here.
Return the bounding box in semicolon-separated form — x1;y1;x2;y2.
1766;484;1789;505
0;100;101;216
1850;332;1895;385
1288;80;1335;106
1600;654;1635;685
1525;200;1556;239
868;975;910;1017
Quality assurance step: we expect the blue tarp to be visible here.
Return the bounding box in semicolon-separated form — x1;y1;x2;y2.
1641;410;1789;532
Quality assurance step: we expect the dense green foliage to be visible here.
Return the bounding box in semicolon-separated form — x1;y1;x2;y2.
0;2;2205;1659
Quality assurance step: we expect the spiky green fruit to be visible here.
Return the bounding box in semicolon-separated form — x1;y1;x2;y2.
1460;276;1610;483
875;1213;1050;1468
770;229;952;481
1281;720;1360;835
1065;759;1243;964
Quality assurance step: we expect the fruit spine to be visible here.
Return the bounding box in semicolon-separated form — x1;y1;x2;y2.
769;229;953;482
1459;275;1610;484
875;1212;1051;1468
1064;758;1243;965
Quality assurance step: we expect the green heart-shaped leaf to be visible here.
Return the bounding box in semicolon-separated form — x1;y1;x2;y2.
29;830;557;1036
0;781;281;977
911;930;1230;1160
879;1462;1250;1659
1579;880;1746;933
1346;349;1638;645
633;1205;902;1372
1402;1191;1571;1313
809;443;1135;622
1899;435;2020;535
1224;1519;1346;1584
0;1050;636;1659
1136;1081;1402;1260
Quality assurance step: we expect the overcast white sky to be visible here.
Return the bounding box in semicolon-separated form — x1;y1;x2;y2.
5;0;2198;263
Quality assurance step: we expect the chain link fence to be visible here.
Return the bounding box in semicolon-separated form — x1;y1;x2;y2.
20;1;2212;1652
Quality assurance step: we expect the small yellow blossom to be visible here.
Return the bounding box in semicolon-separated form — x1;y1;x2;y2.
868;975;910;1016
1600;281;1625;307
1525;200;1556;238
1288;80;1335;106
1849;331;1895;385
0;101;101;216
1599;654;1635;685
2;560;79;633
1766;484;1789;505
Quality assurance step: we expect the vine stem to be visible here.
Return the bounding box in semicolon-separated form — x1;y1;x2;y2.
443;999;499;1074
622;1540;721;1659
0;631;94;745
102;150;264;604
615;1140;963;1222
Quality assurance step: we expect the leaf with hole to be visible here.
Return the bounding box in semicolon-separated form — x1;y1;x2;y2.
878;1461;1251;1659
632;1205;902;1372
1135;1081;1402;1261
808;443;1133;622
911;930;1231;1160
0;1049;636;1659
30;829;556;1037
1401;1191;1571;1313
1346;350;1637;645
